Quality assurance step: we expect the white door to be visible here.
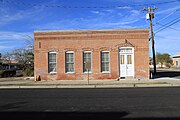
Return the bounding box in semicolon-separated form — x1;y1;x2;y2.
119;47;134;78
126;54;133;76
120;54;126;77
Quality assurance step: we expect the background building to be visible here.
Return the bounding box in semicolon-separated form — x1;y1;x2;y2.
34;29;149;80
173;52;180;68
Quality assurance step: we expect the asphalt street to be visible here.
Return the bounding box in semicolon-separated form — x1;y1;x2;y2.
0;88;180;120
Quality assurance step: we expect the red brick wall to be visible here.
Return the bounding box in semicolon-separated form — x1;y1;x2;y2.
34;29;149;80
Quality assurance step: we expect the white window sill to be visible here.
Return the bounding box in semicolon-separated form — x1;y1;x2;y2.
66;72;75;74
49;72;57;75
83;72;92;74
101;71;110;74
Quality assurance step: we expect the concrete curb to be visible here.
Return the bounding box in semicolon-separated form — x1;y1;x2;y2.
0;83;179;88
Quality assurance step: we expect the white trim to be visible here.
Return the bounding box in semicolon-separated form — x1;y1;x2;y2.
65;51;75;73
101;51;110;73
65;71;75;74
119;47;134;78
101;51;110;53
49;51;57;54
83;72;92;74
66;51;74;53
83;51;92;73
49;72;57;74
48;52;57;74
102;71;111;74
119;47;133;54
83;51;91;53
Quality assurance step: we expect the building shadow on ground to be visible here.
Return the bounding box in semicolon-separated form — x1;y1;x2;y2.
0;112;180;120
0;102;28;111
151;70;180;79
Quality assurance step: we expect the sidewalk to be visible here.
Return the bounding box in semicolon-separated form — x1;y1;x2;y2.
0;77;180;88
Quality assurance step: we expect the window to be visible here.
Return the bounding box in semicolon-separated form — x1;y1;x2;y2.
65;52;74;73
39;42;41;48
83;51;92;72
48;52;57;73
101;51;110;72
176;61;179;67
120;55;124;64
120;48;132;53
127;55;132;64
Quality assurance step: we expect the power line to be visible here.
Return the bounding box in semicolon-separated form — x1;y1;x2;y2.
1;0;180;8
156;23;180;31
155;35;180;41
155;18;180;34
154;16;180;31
156;7;180;24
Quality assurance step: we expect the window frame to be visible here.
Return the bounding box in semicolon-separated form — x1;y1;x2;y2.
65;51;75;74
83;51;92;73
101;51;110;73
48;52;57;74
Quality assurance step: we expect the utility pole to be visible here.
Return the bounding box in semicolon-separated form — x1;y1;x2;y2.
143;7;157;75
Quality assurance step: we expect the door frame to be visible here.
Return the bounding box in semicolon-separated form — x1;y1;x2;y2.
118;47;134;78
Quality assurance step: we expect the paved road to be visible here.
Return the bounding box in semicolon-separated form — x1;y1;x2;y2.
0;88;180;120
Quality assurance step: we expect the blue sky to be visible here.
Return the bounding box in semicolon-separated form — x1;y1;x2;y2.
0;0;180;56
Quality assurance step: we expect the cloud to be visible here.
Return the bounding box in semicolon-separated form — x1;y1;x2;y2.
102;9;114;13
34;15;140;30
154;29;180;56
156;5;180;15
116;6;131;9
91;9;114;15
0;8;24;25
130;10;140;16
0;31;33;40
0;45;10;50
0;8;42;26
0;31;33;52
0;0;56;26
34;7;143;30
91;11;100;14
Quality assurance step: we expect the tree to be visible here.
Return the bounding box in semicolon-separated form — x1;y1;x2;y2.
1;34;34;76
156;52;173;68
23;34;34;51
1;52;15;70
12;48;34;70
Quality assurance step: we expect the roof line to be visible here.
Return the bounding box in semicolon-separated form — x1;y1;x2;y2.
34;28;149;33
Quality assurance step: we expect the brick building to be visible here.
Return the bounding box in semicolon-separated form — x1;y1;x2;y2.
34;29;149;80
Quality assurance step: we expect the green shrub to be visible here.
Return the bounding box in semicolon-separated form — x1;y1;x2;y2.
0;70;16;78
24;69;34;77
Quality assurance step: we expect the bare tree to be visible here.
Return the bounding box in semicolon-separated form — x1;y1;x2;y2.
13;48;33;69
23;34;34;52
1;34;34;76
1;52;14;70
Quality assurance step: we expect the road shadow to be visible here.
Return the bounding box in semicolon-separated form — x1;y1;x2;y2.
0;112;180;120
151;70;180;79
0;112;128;120
0;102;28;111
